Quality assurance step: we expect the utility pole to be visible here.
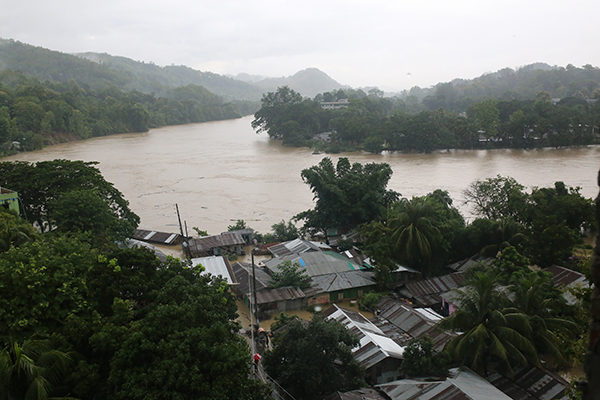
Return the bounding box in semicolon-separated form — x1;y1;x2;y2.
252;248;258;325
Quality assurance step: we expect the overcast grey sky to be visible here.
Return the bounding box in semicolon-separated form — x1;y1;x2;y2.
1;0;598;91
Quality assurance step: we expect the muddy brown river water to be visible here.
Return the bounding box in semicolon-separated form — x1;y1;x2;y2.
3;115;599;235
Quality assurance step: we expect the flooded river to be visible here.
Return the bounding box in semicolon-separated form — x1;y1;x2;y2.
3;115;599;235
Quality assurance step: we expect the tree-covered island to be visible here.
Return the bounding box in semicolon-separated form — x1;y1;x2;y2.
252;79;600;153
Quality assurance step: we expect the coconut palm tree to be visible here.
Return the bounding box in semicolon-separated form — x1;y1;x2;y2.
0;339;75;400
437;269;539;376
507;271;580;368
389;198;442;276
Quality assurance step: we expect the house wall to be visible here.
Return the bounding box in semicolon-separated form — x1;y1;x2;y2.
366;358;403;385
328;286;373;302
308;294;331;306
0;192;20;214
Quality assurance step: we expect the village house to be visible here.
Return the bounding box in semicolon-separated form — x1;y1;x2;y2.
263;244;377;305
187;231;246;258
486;366;571;400
376;367;513;400
397;272;464;312
133;228;184;246
324;304;405;385
320;98;349;110
191;255;237;285
374;296;454;353
544;264;589;305
231;261;308;315
0;187;20;214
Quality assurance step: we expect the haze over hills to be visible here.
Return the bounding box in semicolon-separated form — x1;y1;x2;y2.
1;38;599;110
0;38;344;101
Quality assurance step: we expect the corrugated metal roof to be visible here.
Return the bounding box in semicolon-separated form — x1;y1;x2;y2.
231;262;271;296
324;388;389;400
324;305;404;369
310;271;376;294
404;273;465;297
264;251;365;277
133;229;183;245
255;287;306;304
486;367;571;400
187;232;245;253
446;258;493;272
378;368;513;400
400;273;464;307
191;256;235;284
376;297;455;352
544;265;587;288
122;238;168;262
268;238;332;257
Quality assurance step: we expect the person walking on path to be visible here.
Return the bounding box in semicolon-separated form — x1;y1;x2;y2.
252;353;262;372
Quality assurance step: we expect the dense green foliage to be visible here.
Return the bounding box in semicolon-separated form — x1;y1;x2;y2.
0;160;139;242
360;190;465;278
463;176;596;267
270;260;311;289
0;339;75;400
0;69;242;155
263;314;364;399
0;209;37;252
0;160;270;400
413;63;600;109
438;264;580;376
295;157;399;237
253;81;600;153
398;336;450;378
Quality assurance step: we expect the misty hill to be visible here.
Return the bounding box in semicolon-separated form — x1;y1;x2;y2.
0;38;263;101
75;52;265;101
402;62;600;112
253;68;344;98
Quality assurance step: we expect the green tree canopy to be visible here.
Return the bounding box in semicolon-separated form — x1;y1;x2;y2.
108;274;270;400
0;160;139;238
0;209;37;252
271;219;299;241
389;197;443;276
0;338;75;400
398;336;450;378
295;157;399;237
463;175;528;221
437;269;539;376
270;260;311;289
263;314;364;399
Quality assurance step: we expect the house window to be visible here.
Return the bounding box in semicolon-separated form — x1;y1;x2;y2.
338;293;344;301
358;289;363;297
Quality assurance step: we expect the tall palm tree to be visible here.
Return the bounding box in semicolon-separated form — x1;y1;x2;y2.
507;271;580;368
0;339;75;400
389;198;441;276
437;270;539;376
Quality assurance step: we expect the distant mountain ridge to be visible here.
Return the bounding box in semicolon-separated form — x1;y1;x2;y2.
0;38;346;101
0;38;597;108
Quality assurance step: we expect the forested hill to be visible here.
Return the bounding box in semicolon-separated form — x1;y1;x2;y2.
76;52;265;101
404;63;600;112
0;38;263;101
